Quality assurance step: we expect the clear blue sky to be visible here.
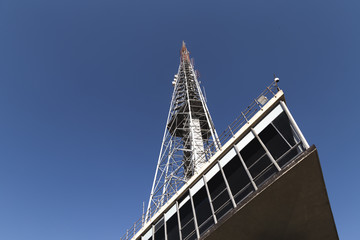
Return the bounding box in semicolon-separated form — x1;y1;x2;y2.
0;0;359;239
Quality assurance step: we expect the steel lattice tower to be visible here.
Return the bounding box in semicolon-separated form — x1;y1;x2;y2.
146;42;220;220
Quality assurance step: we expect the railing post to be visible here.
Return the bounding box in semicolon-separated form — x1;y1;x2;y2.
241;111;249;122
254;98;261;108
228;126;235;138
267;86;275;95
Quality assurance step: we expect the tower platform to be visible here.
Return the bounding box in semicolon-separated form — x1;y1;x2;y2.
120;82;338;240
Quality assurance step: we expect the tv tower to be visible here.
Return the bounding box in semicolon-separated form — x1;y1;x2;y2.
120;43;338;240
146;42;220;220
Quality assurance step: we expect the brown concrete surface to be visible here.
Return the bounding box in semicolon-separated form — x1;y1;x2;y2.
202;146;338;240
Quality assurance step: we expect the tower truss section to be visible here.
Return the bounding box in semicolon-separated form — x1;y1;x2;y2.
146;42;220;221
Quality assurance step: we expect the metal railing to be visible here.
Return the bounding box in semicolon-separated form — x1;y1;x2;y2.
119;80;280;240
207;80;280;157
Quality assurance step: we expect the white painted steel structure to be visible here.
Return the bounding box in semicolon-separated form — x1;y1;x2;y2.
146;42;220;222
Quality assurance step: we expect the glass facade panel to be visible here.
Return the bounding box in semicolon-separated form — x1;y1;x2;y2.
207;171;232;220
247;154;272;178
240;138;267;168
272;112;297;146
253;164;277;186
179;200;196;240
154;218;165;240
259;124;289;160
258;111;304;168
166;214;180;240
271;112;303;167
193;187;214;235
240;137;275;187
278;148;299;168
222;154;253;204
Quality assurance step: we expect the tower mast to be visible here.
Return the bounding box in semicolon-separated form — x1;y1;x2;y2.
146;42;220;221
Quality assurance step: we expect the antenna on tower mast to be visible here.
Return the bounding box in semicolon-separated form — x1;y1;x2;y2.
145;42;220;221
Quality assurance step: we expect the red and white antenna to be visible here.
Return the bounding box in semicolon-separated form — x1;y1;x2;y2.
145;42;220;221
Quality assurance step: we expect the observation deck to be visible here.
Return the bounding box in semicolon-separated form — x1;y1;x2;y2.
120;81;338;240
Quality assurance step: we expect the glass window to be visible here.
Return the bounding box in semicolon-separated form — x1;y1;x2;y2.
207;171;232;220
271;112;303;167
154;218;165;240
166;213;180;240
193;186;214;235
240;137;268;169
272;112;297;146
259;124;289;160
178;196;196;240
240;137;276;186
222;154;253;204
